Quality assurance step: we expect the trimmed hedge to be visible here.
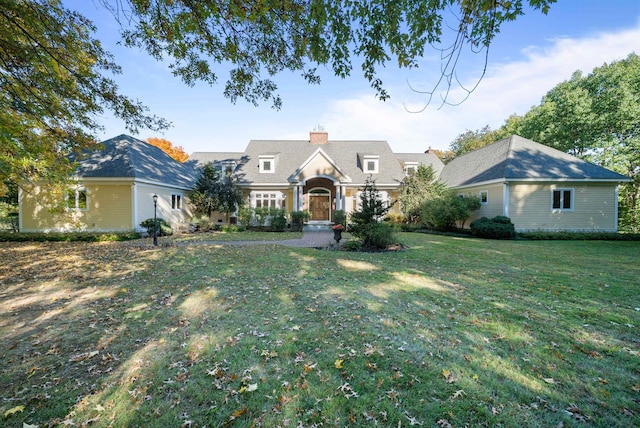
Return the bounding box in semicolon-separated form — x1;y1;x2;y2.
0;231;141;242
518;231;640;241
470;216;516;240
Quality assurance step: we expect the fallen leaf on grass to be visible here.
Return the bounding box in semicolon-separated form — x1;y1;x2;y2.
543;377;556;384
334;359;344;369
4;405;24;417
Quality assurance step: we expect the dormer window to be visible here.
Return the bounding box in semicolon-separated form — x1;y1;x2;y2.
259;154;277;173
221;161;236;177
362;154;379;174
403;162;418;175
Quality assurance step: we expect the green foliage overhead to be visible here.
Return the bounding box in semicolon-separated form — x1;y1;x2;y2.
0;0;169;194
111;0;556;108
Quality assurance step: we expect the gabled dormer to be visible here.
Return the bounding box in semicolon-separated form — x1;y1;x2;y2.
289;147;352;183
259;153;279;173
358;153;380;174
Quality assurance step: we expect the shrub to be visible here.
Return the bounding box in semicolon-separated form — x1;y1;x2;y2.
342;240;362;251
140;218;173;236
470;216;516;239
237;206;254;227
0;231;141;242
384;212;406;224
332;210;346;227
291;211;310;232
270;209;287;231
192;216;215;232
421;193;481;231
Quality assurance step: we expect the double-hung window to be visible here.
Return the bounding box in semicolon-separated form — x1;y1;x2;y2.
479;190;488;205
551;188;573;211
172;194;182;210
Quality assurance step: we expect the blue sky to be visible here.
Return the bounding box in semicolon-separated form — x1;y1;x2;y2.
70;1;640;154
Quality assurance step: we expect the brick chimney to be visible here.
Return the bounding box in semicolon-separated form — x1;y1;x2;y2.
310;130;328;144
425;146;436;154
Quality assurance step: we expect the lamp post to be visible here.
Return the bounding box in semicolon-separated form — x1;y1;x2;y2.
152;193;158;246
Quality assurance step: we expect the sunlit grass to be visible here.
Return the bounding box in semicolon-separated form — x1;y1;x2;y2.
0;234;638;427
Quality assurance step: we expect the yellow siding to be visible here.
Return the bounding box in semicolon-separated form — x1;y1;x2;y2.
508;182;618;231
21;183;133;232
459;184;505;225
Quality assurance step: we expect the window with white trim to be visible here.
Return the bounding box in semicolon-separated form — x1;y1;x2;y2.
259;156;276;173
404;162;418;175
171;194;182;210
551;188;573;211
253;192;284;209
362;155;379;173
220;161;236;177
67;188;88;210
479;190;488;205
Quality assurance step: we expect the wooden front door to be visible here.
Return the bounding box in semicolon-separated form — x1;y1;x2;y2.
308;190;331;221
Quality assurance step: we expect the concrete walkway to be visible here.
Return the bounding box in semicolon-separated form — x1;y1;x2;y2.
178;231;338;248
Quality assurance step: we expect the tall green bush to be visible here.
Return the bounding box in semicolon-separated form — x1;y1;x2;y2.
350;177;397;249
421;192;481;231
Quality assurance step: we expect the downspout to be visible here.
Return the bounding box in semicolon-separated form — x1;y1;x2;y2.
614;185;619;232
18;187;23;232
503;182;510;218
132;182;138;231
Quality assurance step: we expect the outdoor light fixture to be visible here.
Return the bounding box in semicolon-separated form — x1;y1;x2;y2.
152;193;158;246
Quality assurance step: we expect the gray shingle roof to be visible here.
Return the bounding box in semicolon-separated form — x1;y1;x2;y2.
439;135;630;187
74;134;198;188
395;152;445;175
190;138;444;186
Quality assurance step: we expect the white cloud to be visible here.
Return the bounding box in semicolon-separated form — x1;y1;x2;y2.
321;21;640;152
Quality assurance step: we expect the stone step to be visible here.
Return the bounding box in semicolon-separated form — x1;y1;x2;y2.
303;223;333;232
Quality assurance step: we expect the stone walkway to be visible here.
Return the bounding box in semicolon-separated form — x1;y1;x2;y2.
178;231;337;248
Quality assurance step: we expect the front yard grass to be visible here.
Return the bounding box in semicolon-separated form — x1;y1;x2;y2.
0;234;638;427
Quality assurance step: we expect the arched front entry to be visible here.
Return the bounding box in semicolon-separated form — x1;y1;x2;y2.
304;177;336;222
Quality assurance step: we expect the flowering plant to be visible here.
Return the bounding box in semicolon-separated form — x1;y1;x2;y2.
332;224;344;231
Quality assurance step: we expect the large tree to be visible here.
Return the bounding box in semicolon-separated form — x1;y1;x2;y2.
146;137;189;162
106;0;555;108
3;0;556;193
0;0;168;196
398;164;446;223
190;162;243;221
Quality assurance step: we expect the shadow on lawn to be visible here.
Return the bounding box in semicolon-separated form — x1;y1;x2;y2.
0;239;637;426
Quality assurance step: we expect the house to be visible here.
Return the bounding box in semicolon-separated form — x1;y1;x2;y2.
19;135;196;232
189;130;444;224
439;135;632;232
18;132;630;233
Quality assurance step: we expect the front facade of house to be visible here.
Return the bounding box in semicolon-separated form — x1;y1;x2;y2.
18;133;630;233
189;131;444;225
439;136;630;232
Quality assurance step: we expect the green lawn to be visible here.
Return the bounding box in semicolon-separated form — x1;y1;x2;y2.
0;234;638;427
